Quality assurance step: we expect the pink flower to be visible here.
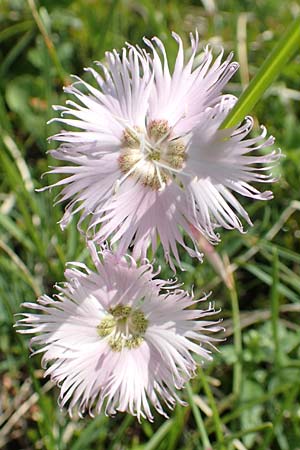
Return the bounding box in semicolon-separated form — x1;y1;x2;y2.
47;32;280;268
16;244;221;421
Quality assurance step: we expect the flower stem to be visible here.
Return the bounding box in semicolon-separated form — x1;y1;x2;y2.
27;0;68;85
271;247;280;368
228;276;242;397
186;382;212;449
198;367;226;449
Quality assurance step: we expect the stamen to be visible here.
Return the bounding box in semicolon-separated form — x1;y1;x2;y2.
154;164;166;191
149;150;161;161
155;160;189;176
118;123;187;191
110;305;131;318
115;155;145;192
97;315;115;337
122;128;140;148
148;119;169;141
97;305;148;352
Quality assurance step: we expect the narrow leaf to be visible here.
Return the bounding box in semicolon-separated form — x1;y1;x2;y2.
222;16;300;128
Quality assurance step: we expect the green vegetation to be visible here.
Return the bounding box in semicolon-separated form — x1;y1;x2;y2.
1;0;300;449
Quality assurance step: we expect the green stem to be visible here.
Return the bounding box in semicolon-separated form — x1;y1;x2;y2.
186;382;212;449
222;15;300;128
228;278;242;397
271;248;280;368
224;422;273;443
198;367;226;449
27;0;67;84
143;419;174;450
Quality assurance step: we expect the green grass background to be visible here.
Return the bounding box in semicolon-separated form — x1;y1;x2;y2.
1;0;300;449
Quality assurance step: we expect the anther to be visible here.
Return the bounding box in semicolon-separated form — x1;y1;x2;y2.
148;120;169;142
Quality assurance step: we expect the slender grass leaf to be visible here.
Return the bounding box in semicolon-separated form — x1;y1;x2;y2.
222;16;300;128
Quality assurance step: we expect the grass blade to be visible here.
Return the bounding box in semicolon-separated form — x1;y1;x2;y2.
222;15;300;128
186;382;212;450
271;248;280;368
142;419;174;450
228;277;242;399
198;367;226;449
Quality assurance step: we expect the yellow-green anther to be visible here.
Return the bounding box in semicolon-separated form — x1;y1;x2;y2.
97;305;148;352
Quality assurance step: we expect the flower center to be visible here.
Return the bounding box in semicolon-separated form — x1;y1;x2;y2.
97;305;148;352
118;120;186;190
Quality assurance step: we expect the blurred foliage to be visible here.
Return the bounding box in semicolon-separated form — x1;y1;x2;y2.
1;0;300;449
